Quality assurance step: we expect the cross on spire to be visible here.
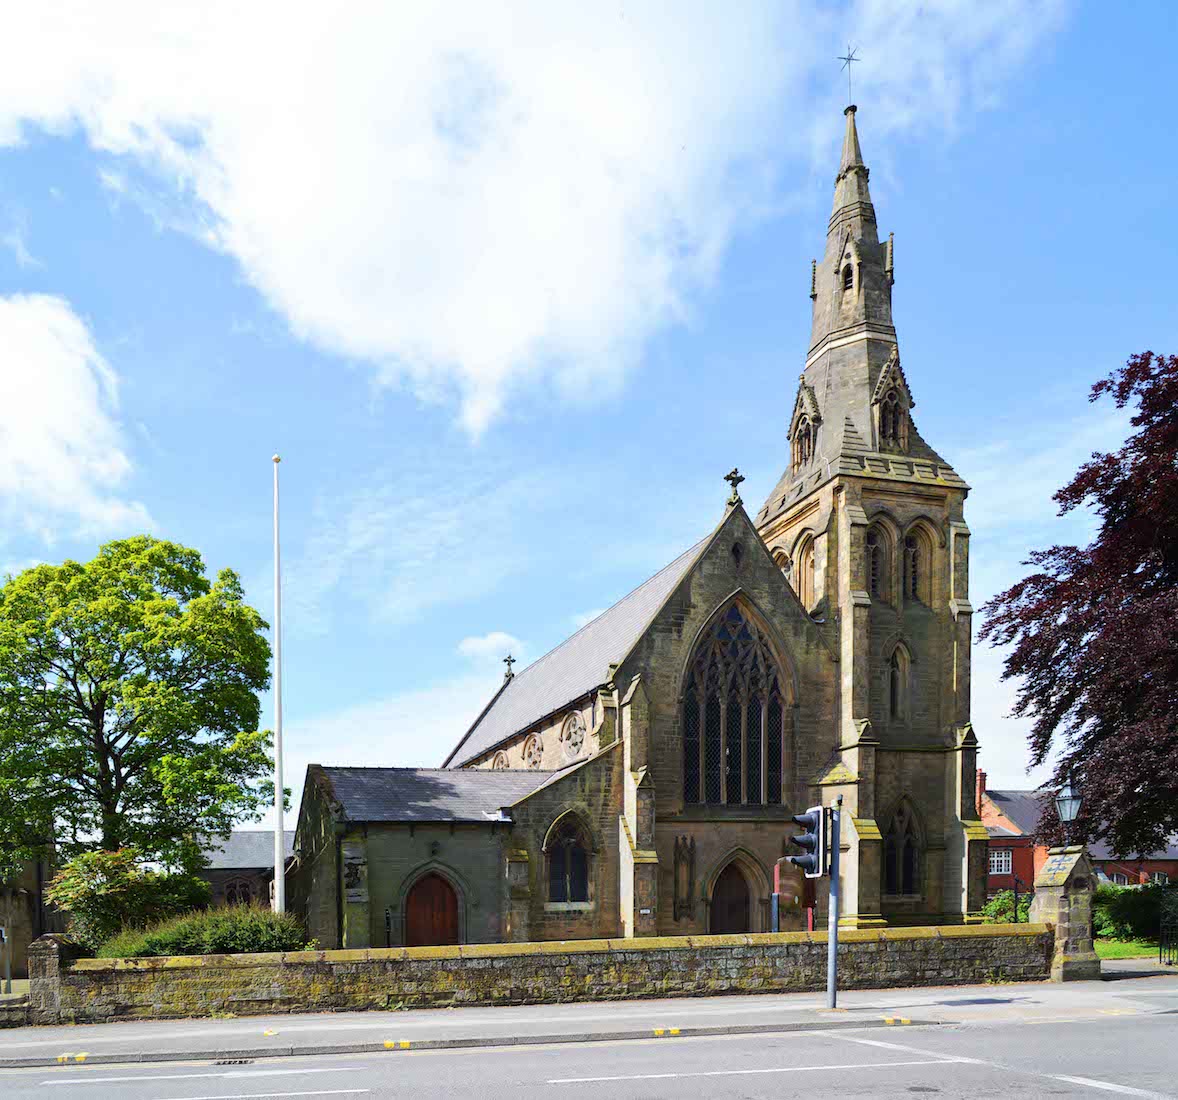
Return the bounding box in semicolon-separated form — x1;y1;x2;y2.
837;43;860;105
724;467;745;506
503;654;516;681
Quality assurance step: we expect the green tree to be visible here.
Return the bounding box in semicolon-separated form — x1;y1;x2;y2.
0;536;273;875
44;848;212;952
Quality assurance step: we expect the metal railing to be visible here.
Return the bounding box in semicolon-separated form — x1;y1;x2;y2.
1161;889;1178;966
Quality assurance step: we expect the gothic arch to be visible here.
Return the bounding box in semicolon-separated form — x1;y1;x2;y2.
885;639;914;722
542;806;600;854
902;515;946;549
900;522;936;604
705;847;771;933
542;808;596;905
865;514;898;602
880;797;926;898
398;861;468;946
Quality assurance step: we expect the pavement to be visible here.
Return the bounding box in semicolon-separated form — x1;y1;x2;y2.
0;957;1173;1072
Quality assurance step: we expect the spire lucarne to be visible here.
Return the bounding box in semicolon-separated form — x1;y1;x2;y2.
757;105;965;529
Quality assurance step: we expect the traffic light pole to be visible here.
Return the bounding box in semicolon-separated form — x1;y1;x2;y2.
826;794;842;1009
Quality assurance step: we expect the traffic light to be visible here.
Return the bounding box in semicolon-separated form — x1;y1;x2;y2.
788;805;827;879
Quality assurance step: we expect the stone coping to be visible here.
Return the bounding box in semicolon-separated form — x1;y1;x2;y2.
69;923;1051;972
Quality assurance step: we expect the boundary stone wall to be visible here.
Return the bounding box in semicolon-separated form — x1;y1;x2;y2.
22;924;1052;1025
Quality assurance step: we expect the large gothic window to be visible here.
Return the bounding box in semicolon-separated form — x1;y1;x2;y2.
682;602;787;806
883;801;923;897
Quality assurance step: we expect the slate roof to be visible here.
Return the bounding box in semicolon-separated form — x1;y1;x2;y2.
202;830;295;870
318;766;560;823
985;789;1047;837
1088;837;1178;861
442;536;710;769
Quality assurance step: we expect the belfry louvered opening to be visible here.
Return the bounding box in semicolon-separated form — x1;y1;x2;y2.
682;601;788;806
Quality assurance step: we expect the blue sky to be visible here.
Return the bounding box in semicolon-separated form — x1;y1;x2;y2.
0;2;1173;817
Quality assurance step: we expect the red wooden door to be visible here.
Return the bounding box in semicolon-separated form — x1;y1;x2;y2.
405;873;459;947
710;863;750;933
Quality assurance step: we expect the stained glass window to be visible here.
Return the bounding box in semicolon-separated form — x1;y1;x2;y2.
682;602;787;806
548;819;590;903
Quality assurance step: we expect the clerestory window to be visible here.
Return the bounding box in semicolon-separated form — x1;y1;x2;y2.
682;601;787;807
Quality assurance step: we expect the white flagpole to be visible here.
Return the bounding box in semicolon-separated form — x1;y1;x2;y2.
272;454;286;913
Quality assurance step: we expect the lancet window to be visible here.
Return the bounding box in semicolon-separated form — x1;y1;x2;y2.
796;536;816;610
842;264;854;291
546;817;590;903
879;388;908;451
903;531;930;603
791;415;814;472
866;528;889;600
682;602;787;806
888;644;910;722
883;801;922;897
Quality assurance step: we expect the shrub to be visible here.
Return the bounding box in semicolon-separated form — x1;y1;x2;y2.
1093;883;1165;940
99;904;313;958
981;889;1032;924
45;849;211;952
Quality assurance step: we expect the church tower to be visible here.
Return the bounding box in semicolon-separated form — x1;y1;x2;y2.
757;106;988;926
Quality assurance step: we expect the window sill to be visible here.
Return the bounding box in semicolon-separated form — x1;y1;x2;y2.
544;901;594;912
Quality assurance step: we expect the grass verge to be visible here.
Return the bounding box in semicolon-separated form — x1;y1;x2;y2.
1095;938;1159;959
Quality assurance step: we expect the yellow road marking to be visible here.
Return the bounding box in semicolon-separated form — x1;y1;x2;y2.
883;1017;911;1025
384;1040;412;1049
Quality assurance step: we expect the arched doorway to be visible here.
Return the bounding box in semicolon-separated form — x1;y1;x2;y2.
404;872;459;946
709;862;751;933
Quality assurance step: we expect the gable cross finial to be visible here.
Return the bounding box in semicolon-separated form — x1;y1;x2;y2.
724;467;745;507
503;654;516;682
837;43;860;104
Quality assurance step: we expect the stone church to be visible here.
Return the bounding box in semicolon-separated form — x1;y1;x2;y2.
288;106;989;949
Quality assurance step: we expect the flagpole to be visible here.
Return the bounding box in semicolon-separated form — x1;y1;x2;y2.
272;454;286;913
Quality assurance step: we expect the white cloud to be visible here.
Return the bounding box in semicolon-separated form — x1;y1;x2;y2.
0;2;1066;433
281;461;551;636
1;209;40;269
457;631;524;664
0;294;151;542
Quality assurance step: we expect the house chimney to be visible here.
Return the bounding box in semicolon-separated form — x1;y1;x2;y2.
976;769;988;816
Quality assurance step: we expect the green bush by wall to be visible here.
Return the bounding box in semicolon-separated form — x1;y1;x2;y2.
1093;883;1166;940
99;904;314;958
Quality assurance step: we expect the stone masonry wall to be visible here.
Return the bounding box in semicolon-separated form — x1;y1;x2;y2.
25;924;1051;1025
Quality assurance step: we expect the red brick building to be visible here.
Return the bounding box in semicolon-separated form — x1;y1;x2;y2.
978;773;1178;894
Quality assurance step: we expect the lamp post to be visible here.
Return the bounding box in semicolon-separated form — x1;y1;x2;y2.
1055;773;1083;846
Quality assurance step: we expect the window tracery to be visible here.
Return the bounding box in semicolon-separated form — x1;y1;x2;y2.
523;734;544;770
490;751;509;770
682;602;787;806
866;528;889;600
903;531;930;603
883;801;923;896
791;415;814;472
224;879;252;907
559;712;586;762
546;816;590;903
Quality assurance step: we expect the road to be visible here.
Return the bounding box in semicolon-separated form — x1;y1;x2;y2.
1;962;1174;1098
2;1014;1176;1099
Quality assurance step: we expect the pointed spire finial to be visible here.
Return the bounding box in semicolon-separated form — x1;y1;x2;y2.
724;467;745;507
503;654;516;682
839;103;866;178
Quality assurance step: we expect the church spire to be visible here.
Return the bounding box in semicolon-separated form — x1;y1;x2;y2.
839;104;865;175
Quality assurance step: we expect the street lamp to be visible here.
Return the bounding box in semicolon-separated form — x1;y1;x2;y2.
1055;773;1083;845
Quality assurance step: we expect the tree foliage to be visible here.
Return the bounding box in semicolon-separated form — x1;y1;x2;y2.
44;848;211;952
980;352;1178;856
0;536;273;875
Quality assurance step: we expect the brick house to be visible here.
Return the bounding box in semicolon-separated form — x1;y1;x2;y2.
287;104;989;949
978;774;1178;892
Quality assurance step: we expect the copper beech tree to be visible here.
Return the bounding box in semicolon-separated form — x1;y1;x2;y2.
980;352;1178;856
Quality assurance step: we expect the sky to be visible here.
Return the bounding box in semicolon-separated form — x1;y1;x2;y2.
0;2;1173;823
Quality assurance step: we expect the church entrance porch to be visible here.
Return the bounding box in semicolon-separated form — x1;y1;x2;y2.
405;872;459;946
709;862;751;933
